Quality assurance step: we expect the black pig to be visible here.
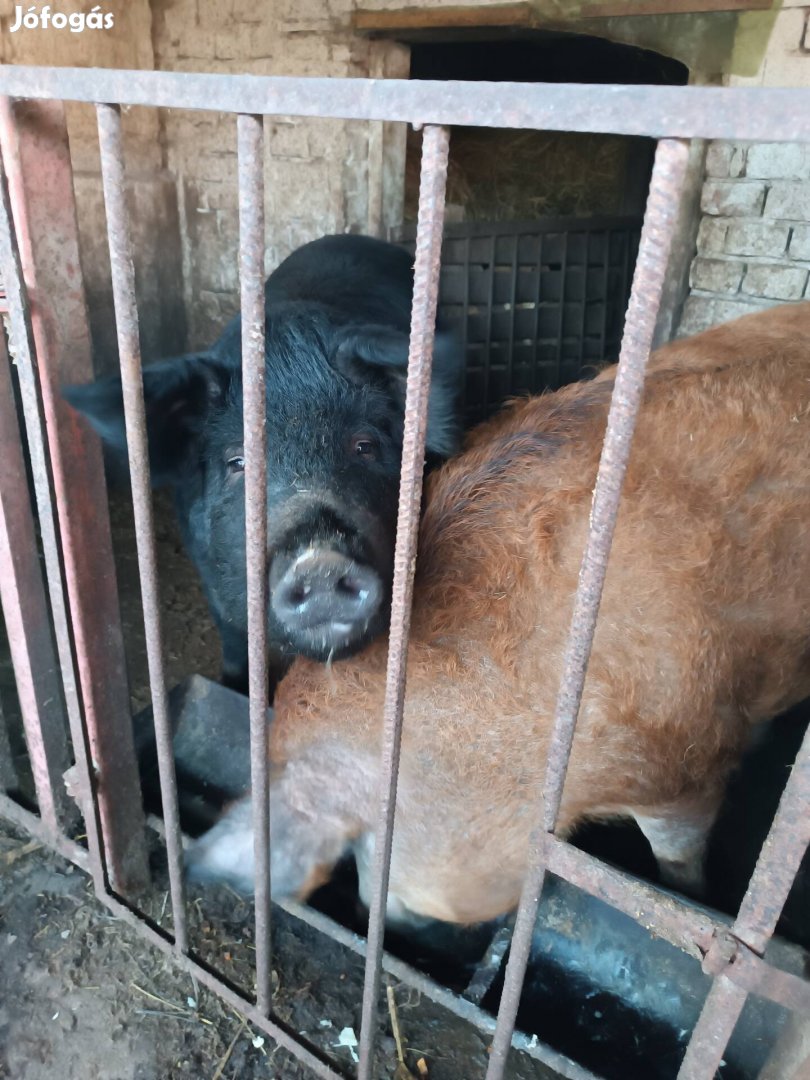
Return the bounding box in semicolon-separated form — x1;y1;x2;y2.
65;234;461;694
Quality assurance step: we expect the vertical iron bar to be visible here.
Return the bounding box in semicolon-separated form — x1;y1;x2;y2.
0;328;71;831
96;103;187;951
0;96;146;895
356;123;450;1080
677;721;810;1079
0;140;106;890
237;112;271;1015
677;978;749;1080
484;138;690;1080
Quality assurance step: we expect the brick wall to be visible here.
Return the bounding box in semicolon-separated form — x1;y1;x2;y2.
679;141;810;335
677;3;810;336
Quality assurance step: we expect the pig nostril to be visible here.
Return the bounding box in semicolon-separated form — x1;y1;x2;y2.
287;583;311;608
337;575;362;600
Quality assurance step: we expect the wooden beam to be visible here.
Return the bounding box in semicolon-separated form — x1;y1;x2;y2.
583;0;772;16
352;0;772;35
353;4;537;34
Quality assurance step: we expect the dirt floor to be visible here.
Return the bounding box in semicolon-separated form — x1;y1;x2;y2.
0;820;317;1080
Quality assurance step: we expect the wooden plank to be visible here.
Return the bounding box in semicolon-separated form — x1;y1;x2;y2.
582;0;771;16
352;0;770;35
353;3;536;33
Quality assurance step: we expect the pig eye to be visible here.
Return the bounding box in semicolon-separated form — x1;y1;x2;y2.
350;435;379;461
226;454;245;474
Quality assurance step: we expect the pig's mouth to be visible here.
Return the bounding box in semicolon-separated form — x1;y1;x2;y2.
268;544;389;660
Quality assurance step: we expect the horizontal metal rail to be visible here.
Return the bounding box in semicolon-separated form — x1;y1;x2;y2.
0;67;808;141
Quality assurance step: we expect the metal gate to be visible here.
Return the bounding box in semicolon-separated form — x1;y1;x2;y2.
0;68;809;1080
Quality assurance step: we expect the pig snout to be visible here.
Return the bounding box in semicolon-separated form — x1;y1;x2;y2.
270;547;384;647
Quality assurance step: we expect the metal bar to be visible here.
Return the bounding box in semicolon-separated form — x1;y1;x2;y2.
678;723;810;1077
677;977;749;1080
545;835;715;960
485;137;690;1080
356;123;450;1080
0;323;72;831
0;96;147;896
95;103;187;949
734;723;810;957
545;836;810;1015
237;112;272;1015
0;790;90;870
1;68;810;140
0;113;109;893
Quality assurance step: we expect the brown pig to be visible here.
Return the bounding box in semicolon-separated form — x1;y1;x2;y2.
186;302;810;927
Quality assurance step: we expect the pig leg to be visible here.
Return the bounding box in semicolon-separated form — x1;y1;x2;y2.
633;803;719;898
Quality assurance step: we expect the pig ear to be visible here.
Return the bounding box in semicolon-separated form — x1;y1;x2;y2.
63;353;231;487
333;325;463;459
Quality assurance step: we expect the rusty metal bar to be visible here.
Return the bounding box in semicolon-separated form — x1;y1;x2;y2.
677;978;749;1080
0;790;90;870
0;119;109;893
96;103;187;950
485;137;690;1080
678;722;810;1078
545;836;810;1016
0;96;147;896
237;112;272;1015
0;325;72;831
357;123;450;1080
733;725;810;957
545;835;715;960
1;67;810;141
